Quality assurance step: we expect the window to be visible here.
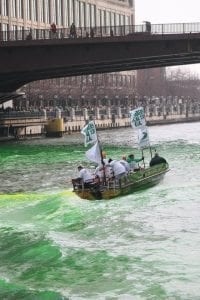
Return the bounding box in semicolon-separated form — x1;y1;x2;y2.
97;9;101;27
55;0;62;25
111;12;115;27
10;0;16;17
106;11;110;27
80;2;85;27
44;0;50;23
90;5;96;27
69;0;74;25
115;14;120;26
51;0;56;22
86;3;90;28
75;0;79;27
17;0;23;18
1;0;8;16
38;0;43;22
32;0;38;21
26;0;31;20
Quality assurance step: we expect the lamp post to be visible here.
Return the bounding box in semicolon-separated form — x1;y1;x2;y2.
115;95;119;107
39;95;43;108
68;95;72;107
93;95;97;107
81;95;85;107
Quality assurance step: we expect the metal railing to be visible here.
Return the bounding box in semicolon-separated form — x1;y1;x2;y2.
0;111;45;119
1;22;200;42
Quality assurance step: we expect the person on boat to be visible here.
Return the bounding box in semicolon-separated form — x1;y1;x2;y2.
149;152;167;167
127;154;144;171
73;165;94;188
102;151;108;165
72;166;102;199
94;165;104;183
94;160;113;184
119;155;130;174
108;159;126;186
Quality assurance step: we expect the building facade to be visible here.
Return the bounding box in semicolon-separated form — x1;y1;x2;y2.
0;0;134;32
0;0;136;110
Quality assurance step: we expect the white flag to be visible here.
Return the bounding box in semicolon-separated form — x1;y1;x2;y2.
130;107;146;129
137;126;150;149
81;121;97;147
85;141;102;165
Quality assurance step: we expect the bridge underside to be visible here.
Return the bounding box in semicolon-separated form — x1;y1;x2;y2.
0;92;25;105
1;33;200;103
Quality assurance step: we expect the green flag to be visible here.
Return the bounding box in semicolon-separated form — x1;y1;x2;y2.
130;107;146;129
81;121;97;147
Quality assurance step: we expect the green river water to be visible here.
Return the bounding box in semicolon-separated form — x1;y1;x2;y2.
0;122;200;300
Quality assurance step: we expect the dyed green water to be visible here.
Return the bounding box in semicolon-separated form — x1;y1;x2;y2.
0;123;200;299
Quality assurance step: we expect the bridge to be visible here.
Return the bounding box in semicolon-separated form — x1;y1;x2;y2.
1;22;200;104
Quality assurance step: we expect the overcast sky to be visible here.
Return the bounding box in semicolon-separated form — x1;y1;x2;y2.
135;0;200;24
134;0;200;74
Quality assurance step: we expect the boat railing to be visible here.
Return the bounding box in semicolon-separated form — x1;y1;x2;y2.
72;178;84;191
106;178;117;190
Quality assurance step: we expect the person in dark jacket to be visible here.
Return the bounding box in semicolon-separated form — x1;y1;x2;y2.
150;152;167;167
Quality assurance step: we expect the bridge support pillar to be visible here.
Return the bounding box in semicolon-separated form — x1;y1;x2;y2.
83;108;88;120
117;107;122;118
145;105;150;117
163;105;167;118
70;108;75;121
107;107;111;119
95;107;100;120
43;109;47;120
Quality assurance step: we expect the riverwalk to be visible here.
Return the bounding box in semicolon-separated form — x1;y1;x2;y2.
0;100;200;138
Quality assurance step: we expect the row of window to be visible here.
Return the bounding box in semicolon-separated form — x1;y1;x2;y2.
0;0;132;28
26;74;135;91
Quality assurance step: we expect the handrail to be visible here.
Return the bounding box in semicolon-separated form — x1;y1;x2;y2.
1;22;200;42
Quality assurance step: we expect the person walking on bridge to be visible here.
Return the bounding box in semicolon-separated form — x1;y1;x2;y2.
70;22;77;38
50;23;57;38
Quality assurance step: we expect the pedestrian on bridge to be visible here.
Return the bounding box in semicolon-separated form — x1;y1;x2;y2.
26;32;32;40
50;23;57;38
90;28;94;38
70;22;77;38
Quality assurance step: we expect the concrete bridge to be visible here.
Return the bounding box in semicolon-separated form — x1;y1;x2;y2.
0;111;47;137
1;23;200;104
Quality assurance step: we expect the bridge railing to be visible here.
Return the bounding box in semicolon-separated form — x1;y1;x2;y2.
0;111;45;119
1;22;200;42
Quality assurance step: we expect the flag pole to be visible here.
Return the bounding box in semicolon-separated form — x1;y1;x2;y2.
97;137;107;186
144;109;152;159
94;121;107;186
141;149;145;168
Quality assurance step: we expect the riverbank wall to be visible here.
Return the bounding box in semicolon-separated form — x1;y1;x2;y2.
63;113;200;134
1;108;200;139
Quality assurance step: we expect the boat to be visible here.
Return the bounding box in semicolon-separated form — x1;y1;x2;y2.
72;162;169;200
71;107;169;200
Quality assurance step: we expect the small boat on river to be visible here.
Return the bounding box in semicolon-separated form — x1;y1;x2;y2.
71;107;169;200
72;162;169;200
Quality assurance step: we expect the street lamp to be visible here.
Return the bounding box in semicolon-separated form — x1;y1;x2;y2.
68;95;72;107
93;95;97;107
80;95;85;107
54;95;58;107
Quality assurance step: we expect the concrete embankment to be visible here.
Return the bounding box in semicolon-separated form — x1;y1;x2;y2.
0;112;200;140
